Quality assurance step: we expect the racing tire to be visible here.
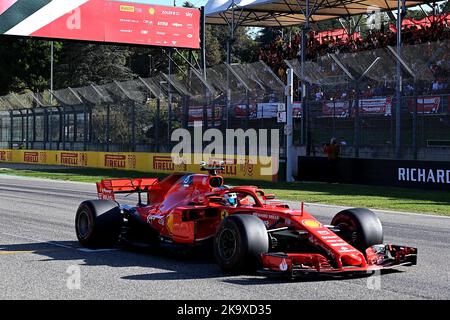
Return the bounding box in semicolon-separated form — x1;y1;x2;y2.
75;200;123;248
331;208;383;253
214;214;269;273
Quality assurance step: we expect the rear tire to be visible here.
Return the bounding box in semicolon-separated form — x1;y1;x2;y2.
214;214;269;273
331;208;383;253
75;200;123;248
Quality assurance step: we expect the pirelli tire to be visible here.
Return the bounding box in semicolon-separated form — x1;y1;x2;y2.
75;200;123;248
214;214;269;273
331;208;383;253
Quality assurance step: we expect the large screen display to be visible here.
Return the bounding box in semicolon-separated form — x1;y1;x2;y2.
0;0;200;49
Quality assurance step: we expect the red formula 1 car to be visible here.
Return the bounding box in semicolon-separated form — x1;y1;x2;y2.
75;163;417;277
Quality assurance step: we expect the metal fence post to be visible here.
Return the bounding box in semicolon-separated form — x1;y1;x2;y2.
83;104;87;151
413;93;417;159
156;98;160;152
61;106;65;150
49;108;53;150
32;108;36;149
25;109;29;149
183;95;189;129
395;0;403;159
72;107;76;145
286;68;294;182
106;104;110;152
131;101;136;152
168;48;173;148
20;110;25;145
354;83;360;158
246;88;250;130
43;107;48;150
9;110;13;149
89;106;93;147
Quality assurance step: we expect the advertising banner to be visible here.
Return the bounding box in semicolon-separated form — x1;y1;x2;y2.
257;103;284;119
322;101;350;118
358;97;392;116
0;149;277;181
408;96;441;114
0;0;200;49
188;105;222;126
322;98;392;117
298;156;450;191
234;104;256;119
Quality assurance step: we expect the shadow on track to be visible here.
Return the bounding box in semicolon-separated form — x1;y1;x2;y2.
0;240;405;284
0;240;223;280
222;269;404;285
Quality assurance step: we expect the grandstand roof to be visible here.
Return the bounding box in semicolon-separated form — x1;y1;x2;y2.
205;0;434;27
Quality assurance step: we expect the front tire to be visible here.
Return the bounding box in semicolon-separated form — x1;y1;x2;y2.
214;214;269;272
75;200;123;248
331;208;383;253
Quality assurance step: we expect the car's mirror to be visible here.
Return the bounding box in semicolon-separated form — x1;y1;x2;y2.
264;194;275;200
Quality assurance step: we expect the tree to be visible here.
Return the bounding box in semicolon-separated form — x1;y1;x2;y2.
205;25;222;66
209;25;259;64
257;27;282;46
0;37;59;95
129;46;169;78
55;42;135;88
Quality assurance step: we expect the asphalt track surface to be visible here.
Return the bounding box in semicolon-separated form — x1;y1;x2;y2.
0;174;449;300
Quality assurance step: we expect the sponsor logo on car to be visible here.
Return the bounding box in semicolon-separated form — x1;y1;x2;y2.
220;209;228;220
279;259;288;271
302;219;322;228
166;214;174;233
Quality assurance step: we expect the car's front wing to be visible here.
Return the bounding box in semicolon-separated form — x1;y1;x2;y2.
258;244;417;278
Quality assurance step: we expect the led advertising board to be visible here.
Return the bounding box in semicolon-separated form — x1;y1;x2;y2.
0;0;200;49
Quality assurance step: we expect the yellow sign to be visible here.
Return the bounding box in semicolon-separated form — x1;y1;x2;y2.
120;5;135;12
0;149;278;182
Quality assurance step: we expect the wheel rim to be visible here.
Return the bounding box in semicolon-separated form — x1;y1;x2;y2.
77;210;90;239
218;228;237;261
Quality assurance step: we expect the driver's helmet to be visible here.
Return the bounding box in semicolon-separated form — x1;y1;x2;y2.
224;192;237;206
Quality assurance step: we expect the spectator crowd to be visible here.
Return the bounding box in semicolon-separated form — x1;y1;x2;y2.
259;18;450;100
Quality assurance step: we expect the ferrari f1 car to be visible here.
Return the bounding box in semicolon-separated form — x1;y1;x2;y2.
75;163;417;277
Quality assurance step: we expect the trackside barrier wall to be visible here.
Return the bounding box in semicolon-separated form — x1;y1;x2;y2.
0;149;277;182
297;156;450;190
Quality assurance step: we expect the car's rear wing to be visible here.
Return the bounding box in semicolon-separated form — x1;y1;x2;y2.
96;178;159;201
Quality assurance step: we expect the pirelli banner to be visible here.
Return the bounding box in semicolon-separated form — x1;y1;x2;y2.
0;149;277;182
298;156;450;191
